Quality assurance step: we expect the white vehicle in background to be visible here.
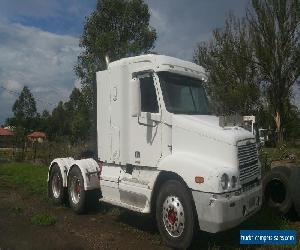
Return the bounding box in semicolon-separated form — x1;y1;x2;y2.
258;128;269;146
243;115;269;146
48;54;262;249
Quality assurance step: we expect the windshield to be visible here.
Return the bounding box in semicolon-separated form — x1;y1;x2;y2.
158;71;210;115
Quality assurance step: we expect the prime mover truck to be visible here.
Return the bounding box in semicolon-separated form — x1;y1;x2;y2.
48;54;262;248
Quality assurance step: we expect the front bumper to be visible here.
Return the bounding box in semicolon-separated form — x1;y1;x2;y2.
192;184;262;233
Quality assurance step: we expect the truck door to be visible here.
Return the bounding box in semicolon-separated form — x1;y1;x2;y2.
118;73;162;209
130;73;162;167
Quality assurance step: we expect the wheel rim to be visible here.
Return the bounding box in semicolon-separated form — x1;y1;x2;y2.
162;195;185;238
70;176;81;204
51;173;61;199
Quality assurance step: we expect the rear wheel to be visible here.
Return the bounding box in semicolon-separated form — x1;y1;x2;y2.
289;167;300;217
48;164;65;205
68;166;86;214
156;180;195;249
263;166;292;214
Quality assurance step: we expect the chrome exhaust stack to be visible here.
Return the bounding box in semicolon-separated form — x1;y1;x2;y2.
105;55;110;69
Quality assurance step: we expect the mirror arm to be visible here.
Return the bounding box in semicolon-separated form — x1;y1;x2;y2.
138;116;158;127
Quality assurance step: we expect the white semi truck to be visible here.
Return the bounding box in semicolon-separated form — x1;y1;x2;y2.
48;54;262;248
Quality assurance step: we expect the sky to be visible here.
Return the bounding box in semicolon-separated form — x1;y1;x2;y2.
0;0;299;124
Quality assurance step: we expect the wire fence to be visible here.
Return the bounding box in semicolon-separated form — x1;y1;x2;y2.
0;141;87;166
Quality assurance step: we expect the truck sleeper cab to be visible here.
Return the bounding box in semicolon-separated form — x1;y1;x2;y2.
48;54;262;249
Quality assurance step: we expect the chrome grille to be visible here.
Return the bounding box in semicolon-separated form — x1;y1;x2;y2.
238;143;260;183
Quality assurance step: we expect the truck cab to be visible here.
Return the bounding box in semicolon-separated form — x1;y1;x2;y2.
48;54;262;249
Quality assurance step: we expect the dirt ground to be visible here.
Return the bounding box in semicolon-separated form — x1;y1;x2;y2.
1;185;300;250
0;186;167;250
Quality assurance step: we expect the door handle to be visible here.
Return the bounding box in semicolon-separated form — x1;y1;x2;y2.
138;116;157;127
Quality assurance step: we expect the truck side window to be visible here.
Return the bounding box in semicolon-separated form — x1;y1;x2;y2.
140;77;159;113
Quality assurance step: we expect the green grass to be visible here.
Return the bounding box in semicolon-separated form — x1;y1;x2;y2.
10;205;24;215
0;162;48;195
30;213;56;226
260;146;300;167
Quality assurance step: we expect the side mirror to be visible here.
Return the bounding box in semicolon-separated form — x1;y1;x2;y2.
130;78;141;117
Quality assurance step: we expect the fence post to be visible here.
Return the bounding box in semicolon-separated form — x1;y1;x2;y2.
33;141;37;162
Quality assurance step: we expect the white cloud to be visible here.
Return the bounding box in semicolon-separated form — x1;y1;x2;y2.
3;80;23;92
146;0;250;61
149;6;212;60
0;19;81;123
149;8;168;34
74;78;82;89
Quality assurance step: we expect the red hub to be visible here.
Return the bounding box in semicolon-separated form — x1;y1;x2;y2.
167;209;177;225
75;182;81;194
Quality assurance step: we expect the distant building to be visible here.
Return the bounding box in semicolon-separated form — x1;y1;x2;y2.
27;131;47;144
0;127;14;148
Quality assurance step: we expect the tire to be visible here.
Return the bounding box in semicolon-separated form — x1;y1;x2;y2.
48;164;65;205
68;166;86;214
156;180;195;249
289;167;300;217
263;166;292;214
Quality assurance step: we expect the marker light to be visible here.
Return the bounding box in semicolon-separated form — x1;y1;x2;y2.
195;176;204;184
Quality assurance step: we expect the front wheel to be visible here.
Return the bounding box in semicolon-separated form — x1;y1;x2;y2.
68;166;86;214
156;180;195;249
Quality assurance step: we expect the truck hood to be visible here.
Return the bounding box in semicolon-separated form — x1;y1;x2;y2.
172;115;254;146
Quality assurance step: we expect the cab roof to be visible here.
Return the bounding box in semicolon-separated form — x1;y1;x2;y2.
108;54;206;77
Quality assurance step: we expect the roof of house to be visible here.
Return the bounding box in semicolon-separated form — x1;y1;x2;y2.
28;131;46;138
0;127;14;136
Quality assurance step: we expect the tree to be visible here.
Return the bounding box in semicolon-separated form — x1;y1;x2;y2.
248;0;300;143
75;0;157;152
49;101;69;140
35;110;51;134
194;14;261;115
47;88;90;144
284;104;300;142
75;0;157;90
5;86;37;156
11;86;37;132
65;88;90;143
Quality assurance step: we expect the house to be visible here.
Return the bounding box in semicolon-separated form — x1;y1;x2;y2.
0;127;14;148
27;131;47;144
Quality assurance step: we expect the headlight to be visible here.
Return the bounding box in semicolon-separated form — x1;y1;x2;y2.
231;175;237;188
221;173;229;190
